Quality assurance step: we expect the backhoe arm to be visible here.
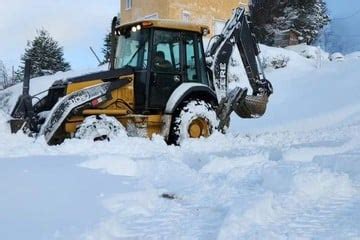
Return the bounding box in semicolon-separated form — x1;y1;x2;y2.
206;7;273;129
206;7;272;99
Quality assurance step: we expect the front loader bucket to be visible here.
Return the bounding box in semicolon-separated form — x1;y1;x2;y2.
234;95;269;118
9;119;26;133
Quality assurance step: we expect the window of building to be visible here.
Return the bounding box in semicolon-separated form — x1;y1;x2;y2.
182;10;191;22
125;0;132;10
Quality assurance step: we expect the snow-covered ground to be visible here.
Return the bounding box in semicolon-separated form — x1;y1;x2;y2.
1;45;360;239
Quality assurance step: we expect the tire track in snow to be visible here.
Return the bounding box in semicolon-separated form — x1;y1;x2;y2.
287;195;360;239
81;120;360;239
217;163;357;239
216;121;360;239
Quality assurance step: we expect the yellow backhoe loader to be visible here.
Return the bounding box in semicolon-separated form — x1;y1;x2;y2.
10;7;273;145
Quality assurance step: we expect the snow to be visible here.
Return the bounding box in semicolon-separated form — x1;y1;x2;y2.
346;51;360;60
75;115;127;141
79;155;138;177
329;52;345;62
1;45;360;239
286;44;330;61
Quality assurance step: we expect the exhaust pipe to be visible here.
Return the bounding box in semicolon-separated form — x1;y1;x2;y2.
9;59;36;133
23;59;31;95
110;17;118;70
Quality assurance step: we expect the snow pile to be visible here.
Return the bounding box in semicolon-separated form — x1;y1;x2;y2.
260;44;317;71
0;65;107;114
330;52;345;62
79;155;138;177
286;43;330;60
228;44;315;91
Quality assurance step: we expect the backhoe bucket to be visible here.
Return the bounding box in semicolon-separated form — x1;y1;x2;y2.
216;87;270;131
233;95;269;118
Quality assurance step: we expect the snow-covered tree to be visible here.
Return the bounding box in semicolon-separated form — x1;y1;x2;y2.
288;0;329;43
102;32;113;64
102;16;120;64
0;60;8;88
18;29;71;78
102;29;119;65
251;0;330;46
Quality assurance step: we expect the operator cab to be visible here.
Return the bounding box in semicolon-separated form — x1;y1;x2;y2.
113;20;211;113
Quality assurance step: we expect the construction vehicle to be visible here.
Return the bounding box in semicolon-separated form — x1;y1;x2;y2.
10;7;273;145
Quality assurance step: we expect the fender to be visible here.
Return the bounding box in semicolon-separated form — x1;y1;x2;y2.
164;83;218;114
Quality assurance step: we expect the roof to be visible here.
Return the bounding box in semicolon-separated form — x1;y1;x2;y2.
118;19;210;35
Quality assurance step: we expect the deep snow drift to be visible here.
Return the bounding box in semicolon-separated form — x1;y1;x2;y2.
0;45;360;240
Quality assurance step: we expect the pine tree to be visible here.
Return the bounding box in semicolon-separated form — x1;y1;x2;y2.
101;16;120;64
102;32;112;64
0;60;8;88
101;31;118;64
251;0;329;46
290;0;330;44
18;29;71;78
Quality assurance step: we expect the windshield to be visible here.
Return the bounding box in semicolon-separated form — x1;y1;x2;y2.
115;29;150;70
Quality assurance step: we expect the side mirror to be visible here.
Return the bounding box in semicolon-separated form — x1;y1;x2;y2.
110;16;118;70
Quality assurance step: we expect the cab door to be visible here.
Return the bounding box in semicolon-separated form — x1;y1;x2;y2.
149;30;183;109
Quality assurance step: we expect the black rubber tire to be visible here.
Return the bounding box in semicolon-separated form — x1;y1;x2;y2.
75;114;125;142
168;99;219;145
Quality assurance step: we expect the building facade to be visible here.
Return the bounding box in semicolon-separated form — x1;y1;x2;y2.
120;0;249;35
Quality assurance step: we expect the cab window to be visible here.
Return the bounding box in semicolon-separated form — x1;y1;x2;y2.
115;29;149;69
152;30;181;72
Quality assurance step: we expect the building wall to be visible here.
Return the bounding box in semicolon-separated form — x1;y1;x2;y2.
168;0;248;35
120;0;249;35
120;0;169;23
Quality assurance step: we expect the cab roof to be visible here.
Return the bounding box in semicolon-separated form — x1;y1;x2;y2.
118;19;210;35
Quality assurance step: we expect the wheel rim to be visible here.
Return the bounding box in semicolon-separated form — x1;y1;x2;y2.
188;117;210;138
